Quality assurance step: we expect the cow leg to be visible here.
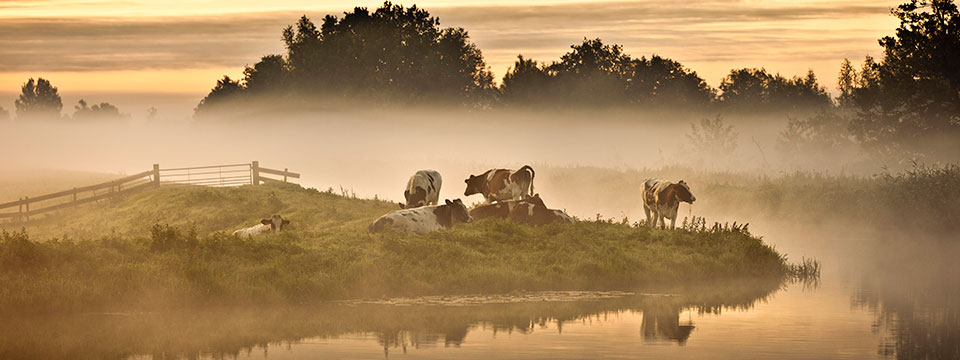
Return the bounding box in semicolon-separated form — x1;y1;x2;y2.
658;214;667;229
643;205;653;228
669;217;677;230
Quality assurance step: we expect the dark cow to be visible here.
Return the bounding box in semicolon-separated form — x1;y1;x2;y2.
464;165;535;203
370;199;471;234
233;214;290;238
469;193;546;220
399;170;442;209
509;197;575;226
642;179;696;229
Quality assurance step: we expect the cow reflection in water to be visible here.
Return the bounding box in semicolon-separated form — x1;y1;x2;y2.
641;305;695;345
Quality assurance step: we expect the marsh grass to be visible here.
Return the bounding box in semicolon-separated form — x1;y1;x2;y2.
0;182;794;314
540;163;960;233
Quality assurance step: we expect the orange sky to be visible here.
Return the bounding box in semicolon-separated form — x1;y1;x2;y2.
0;0;901;118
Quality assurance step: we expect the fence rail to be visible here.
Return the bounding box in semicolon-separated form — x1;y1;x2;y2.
0;161;299;225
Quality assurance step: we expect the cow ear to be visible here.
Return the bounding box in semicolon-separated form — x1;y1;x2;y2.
445;199;452;205
398;202;405;209
282;220;290;225
261;219;271;225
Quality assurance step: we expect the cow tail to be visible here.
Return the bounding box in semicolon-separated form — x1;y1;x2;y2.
520;165;535;195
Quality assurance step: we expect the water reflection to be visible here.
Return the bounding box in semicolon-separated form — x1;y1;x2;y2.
853;241;960;359
0;279;781;359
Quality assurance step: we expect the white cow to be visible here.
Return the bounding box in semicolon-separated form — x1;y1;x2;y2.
370;199;471;234
233;214;290;238
399;170;442;209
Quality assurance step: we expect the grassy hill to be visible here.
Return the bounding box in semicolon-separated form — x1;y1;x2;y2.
0;182;794;314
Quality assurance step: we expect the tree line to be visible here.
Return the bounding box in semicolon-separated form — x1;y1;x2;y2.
4;0;957;159
3;78;129;122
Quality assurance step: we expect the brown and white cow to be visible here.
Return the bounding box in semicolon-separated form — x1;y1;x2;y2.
399;170;442;209
642;179;696;229
233;214;290;238
369;199;471;234
464;165;535;203
469;193;547;221
508;196;576;226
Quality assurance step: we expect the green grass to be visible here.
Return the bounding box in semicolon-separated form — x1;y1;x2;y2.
0;182;790;314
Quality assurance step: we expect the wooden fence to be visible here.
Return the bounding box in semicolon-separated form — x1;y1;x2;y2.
0;161;299;224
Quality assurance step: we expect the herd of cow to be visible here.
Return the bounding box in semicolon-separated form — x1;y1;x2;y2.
233;166;696;237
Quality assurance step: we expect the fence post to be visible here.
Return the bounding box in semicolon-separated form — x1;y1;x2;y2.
284;168;288;183
73;188;78;208
18;198;23;223
153;164;161;187
24;196;29;222
251;161;260;185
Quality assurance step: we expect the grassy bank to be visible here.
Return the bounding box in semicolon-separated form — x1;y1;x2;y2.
0;182;790;313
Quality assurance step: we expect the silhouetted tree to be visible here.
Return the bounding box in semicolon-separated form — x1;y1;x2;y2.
72;99;127;121
15;78;62;120
846;0;960;157
500;55;554;105
195;2;495;117
243;55;288;95
626;55;714;107
719;68;831;113
194;76;244;117
280;2;492;101
548;38;632;104
500;39;713;108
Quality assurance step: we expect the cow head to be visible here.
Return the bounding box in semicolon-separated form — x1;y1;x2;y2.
676;180;696;203
260;214;291;232
446;199;472;224
464;174;484;196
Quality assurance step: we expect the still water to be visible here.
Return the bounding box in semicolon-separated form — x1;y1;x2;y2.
3;224;957;359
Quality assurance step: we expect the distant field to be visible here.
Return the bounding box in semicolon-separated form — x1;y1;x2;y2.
0;169;120;204
0;181;793;314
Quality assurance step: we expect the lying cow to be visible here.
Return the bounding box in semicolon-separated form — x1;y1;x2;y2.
642;179;696;229
369;199;471;234
469;193;546;220
508;196;575;226
464;165;535;203
233;214;290;238
399;170;442;209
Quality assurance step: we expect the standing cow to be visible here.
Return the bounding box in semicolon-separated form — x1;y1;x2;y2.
370;199;471;234
399;170;442;209
642;179;696;229
464;165;535;203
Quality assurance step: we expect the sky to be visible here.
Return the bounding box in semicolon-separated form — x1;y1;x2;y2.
0;0;901;119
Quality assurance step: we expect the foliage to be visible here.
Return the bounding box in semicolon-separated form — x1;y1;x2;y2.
195;2;495;117
499;38;713;108
687;115;739;166
14;78;62;120
844;0;960;158
718;68;832;113
777;110;856;163
72;99;128;121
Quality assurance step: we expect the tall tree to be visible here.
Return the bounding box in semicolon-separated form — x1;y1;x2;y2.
194;76;244;117
15;78;62;120
847;0;960;156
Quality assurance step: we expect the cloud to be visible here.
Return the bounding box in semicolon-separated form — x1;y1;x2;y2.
0;0;898;80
